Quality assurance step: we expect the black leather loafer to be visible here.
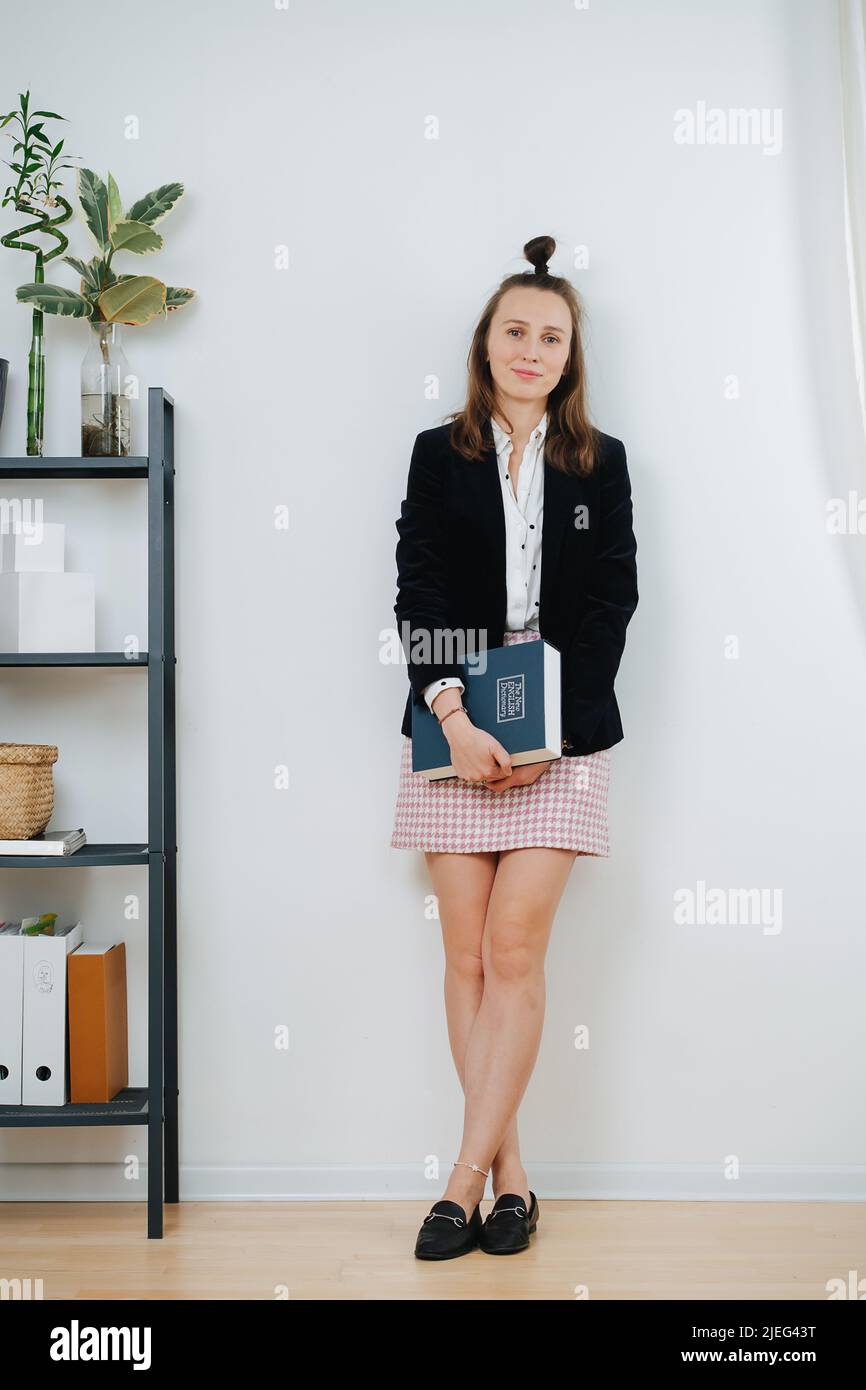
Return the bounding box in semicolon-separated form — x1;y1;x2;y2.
479;1191;538;1254
414;1199;483;1260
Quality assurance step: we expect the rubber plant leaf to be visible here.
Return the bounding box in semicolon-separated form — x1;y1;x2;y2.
107;171;123;228
164;286;195;310
62;255;104;296
77;167;110;250
98;275;166;325
125;182;184;227
109;219;164;255
16;283;93;317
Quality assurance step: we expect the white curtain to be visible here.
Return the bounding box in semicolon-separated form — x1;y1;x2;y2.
840;0;866;441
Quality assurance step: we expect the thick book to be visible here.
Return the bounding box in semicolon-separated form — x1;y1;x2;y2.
411;638;562;780
0;828;86;856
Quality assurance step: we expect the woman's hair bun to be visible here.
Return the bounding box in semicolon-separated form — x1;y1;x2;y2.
523;234;556;276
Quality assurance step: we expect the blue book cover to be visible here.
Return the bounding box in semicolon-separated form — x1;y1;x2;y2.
411;639;562;779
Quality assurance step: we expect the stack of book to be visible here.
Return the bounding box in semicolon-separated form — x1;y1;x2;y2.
0;828;86;856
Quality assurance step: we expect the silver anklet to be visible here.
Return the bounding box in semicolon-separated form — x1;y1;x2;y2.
453;1160;489;1177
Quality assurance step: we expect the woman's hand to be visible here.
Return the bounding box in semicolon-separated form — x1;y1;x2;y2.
439;709;514;785
482;761;550;793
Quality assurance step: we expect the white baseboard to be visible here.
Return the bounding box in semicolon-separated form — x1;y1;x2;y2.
1;1163;865;1202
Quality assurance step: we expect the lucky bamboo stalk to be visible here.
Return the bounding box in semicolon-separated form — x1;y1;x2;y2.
1;90;76;454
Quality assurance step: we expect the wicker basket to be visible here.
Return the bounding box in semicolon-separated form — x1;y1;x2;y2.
0;743;59;839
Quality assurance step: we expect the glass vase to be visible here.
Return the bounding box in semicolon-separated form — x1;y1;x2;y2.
81;321;131;457
26;311;45;457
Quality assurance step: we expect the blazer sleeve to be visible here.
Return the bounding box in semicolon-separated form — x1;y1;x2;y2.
562;438;639;743
394;432;466;705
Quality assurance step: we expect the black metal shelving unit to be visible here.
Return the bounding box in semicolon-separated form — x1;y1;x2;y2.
0;387;177;1238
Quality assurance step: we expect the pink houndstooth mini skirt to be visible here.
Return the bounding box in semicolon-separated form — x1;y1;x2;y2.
390;627;611;855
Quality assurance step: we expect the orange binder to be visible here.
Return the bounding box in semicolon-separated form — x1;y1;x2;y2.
68;942;129;1102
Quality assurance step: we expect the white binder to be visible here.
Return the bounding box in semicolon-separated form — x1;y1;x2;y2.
22;923;83;1106
0;924;25;1105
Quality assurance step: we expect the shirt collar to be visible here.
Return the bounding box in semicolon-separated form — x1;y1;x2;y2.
490;410;549;455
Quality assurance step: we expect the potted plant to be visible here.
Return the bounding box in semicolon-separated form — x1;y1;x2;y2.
16;168;195;456
1;91;77;455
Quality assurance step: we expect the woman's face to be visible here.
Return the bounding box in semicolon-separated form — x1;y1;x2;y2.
486;286;572;409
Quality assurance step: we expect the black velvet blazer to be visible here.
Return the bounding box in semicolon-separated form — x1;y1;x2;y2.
393;420;639;756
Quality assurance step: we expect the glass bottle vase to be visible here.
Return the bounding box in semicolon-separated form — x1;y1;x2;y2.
81;321;131;457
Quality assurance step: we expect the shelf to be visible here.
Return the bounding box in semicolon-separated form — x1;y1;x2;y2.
0;652;149;666
0;842;150;868
0;1087;149;1128
0;390;177;1235
0;457;148;479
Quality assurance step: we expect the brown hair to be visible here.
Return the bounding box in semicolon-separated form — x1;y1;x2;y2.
445;234;598;478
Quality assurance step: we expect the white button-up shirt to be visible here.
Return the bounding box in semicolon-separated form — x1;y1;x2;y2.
421;410;548;713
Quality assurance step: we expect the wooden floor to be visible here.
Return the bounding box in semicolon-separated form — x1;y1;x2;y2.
1;1200;862;1299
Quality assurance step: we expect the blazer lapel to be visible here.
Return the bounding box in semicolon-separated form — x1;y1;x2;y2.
473;440;506;575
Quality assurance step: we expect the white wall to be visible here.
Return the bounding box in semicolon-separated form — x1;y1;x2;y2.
1;0;864;1202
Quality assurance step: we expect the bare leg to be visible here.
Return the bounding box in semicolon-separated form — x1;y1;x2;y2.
424;850;525;1198
440;847;579;1216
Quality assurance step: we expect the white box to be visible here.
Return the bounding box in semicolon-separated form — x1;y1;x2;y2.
0;521;65;573
0;925;25;1105
0;572;95;651
22;923;83;1106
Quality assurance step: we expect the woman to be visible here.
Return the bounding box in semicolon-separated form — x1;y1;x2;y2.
390;234;639;1259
